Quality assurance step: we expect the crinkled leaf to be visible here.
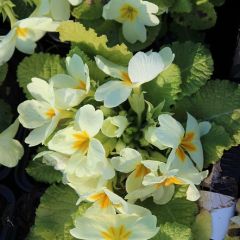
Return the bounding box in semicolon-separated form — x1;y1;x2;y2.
153;222;193;240
27;184;79;240
17;53;65;99
0;99;12;132
201;123;233;167
0;63;8;86
143;64;182;108
171;0;192;13
171;41;213;97
26;157;62;184
58;21;132;66
141;197;198;227
192;210;212;240
172;2;217;30
72;0;103;20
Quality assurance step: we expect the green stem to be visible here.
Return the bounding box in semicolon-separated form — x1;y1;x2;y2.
4;5;17;27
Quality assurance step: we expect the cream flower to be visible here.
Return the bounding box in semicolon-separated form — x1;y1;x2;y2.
0;17;58;65
81;187;151;217
31;0;82;21
48;104;104;156
50;54;90;108
103;0;159;43
95;47;174;108
126;159;208;204
150;113;211;170
0;119;24;167
101;115;128;138
17;78;72;146
70;212;159;240
111;148;150;194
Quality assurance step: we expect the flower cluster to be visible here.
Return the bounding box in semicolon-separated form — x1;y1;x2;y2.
17;50;210;239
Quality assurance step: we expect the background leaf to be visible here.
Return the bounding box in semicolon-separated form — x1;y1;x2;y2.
58;21;132;66
17;53;65;98
0;63;8;86
171;41;213;98
0;99;13;132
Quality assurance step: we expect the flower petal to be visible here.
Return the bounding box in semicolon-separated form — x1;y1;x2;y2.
27;78;54;103
155;114;184;148
95;80;132;108
186;184;200;201
15;37;36;54
75;105;103;137
95;55;128;79
128;51;165;84
111;148;142;173
153;185;175;205
159;47;175;69
50;0;70;20
199;121;211;137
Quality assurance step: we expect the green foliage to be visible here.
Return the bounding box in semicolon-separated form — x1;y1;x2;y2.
58;21;132;66
149;0;175;14
27;184;89;240
143;64;182;108
153;222;193;240
0;99;12;132
210;0;225;6
26;157;62;184
17;53;65;98
0;63;8;85
72;0;103;20
12;0;35;19
172;2;217;30
175;80;240;166
171;0;193;13
171;41;213;97
192;210;212;240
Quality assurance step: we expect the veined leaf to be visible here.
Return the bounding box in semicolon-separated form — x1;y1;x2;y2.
171;41;213;98
143;64;182;108
17;53;65;99
58;21;132;66
27;184;89;240
171;0;193;13
26;157;62;184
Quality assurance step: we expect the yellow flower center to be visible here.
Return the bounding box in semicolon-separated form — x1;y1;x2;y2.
45;108;56;119
72;131;90;153
121;72;132;86
88;192;111;209
16;27;29;38
101;225;132;240
176;132;197;162
120;4;138;22
75;80;86;90
134;164;150;178
155;177;183;189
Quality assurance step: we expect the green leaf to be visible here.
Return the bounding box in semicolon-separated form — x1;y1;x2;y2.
192;210;212;240
26;157;62;184
141;197;198;227
12;0;35;19
0;99;12;132
201;123;233;167
171;41;213;97
58;21;132;66
172;2;217;30
143;64;182;108
153;222;193;240
72;0;103;20
27;184;80;240
149;0;175;14
171;0;193;13
0;63;8;86
17;53;65;98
